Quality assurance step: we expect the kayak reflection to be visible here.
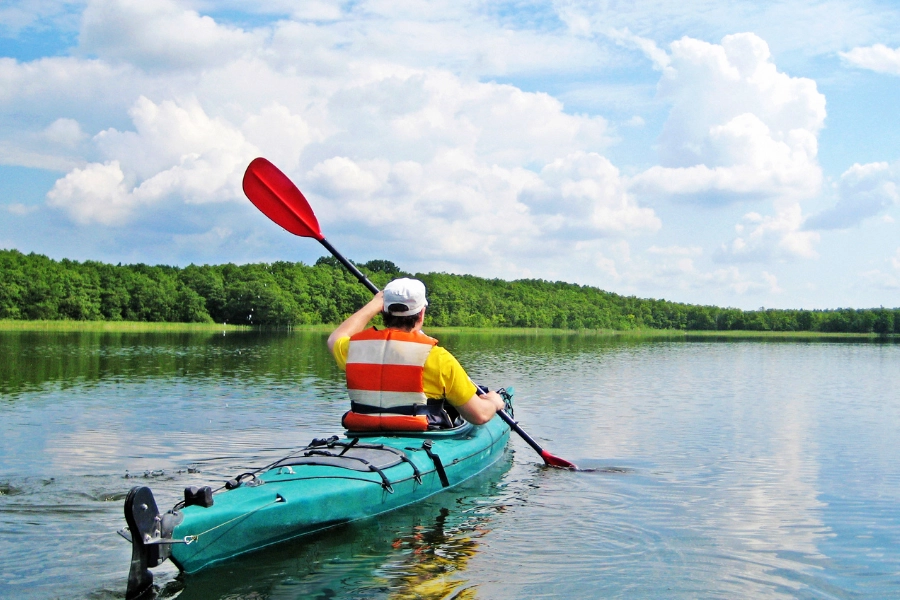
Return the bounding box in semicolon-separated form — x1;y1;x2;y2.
380;507;487;600
160;453;511;600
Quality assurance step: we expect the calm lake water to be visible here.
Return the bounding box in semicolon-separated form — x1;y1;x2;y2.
1;330;899;599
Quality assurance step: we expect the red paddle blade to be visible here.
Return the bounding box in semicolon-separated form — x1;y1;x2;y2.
540;450;578;470
242;157;323;240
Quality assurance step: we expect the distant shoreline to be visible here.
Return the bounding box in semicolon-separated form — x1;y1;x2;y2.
3;250;898;333
1;320;895;339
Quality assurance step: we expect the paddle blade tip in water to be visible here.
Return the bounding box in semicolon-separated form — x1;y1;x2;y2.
243;158;323;240
540;450;578;470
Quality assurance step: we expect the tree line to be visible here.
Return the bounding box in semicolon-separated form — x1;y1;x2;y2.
1;249;898;333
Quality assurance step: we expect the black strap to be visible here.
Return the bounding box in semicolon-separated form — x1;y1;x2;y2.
422;440;449;487
338;438;358;456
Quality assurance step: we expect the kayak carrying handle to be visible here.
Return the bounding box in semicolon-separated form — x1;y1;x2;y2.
396;452;423;484
368;465;395;493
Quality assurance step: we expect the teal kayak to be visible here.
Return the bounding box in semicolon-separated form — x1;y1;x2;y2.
121;388;513;598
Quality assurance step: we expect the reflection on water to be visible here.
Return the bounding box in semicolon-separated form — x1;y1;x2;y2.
1;331;900;599
0;330;340;398
381;507;486;600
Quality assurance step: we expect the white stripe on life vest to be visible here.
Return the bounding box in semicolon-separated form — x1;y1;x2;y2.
347;389;427;408
347;339;433;367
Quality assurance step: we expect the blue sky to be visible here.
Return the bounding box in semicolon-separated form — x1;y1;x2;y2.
2;0;900;310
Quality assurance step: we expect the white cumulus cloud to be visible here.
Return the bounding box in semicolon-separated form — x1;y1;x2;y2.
47;160;132;225
807;161;900;230
620;32;827;266
840;44;900;75
48;96;262;224
78;0;264;71
94;96;253;183
520;152;661;238
43;118;87;147
632;33;825;204
605;242;783;300
298;149;659;272
720;204;820;261
319;70;613;168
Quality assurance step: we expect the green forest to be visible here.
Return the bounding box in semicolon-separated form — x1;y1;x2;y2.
1;249;898;333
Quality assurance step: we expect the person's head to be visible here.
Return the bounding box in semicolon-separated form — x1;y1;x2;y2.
382;278;428;331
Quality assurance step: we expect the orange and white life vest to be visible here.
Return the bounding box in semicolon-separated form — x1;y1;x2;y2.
342;327;438;432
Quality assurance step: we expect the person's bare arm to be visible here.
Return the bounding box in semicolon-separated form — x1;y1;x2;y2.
455;389;505;425
326;292;384;353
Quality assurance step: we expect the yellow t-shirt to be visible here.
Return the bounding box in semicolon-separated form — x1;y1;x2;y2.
332;334;477;407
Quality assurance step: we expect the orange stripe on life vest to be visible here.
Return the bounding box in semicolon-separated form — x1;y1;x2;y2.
346;363;424;392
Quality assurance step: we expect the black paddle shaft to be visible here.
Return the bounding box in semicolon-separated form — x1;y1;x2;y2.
318;238;379;295
496;409;545;454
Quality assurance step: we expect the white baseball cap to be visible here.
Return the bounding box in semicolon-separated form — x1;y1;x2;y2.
383;278;428;316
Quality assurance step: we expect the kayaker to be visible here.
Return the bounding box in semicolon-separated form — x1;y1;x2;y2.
327;278;506;431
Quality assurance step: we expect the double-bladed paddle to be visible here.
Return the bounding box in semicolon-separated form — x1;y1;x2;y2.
242;157;577;470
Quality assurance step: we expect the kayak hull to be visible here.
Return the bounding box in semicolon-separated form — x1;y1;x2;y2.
168;416;510;574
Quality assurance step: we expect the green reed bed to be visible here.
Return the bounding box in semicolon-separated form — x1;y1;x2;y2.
423;327;897;341
680;329;897;341
0;320;251;332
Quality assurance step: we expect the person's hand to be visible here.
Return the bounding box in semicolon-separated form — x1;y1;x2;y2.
459;388;505;424
366;291;385;311
478;389;505;412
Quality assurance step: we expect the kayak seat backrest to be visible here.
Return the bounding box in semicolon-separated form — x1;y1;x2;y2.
342;411;429;432
346;420;473;438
